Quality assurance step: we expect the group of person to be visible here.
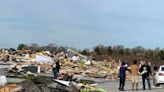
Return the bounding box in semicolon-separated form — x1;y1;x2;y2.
119;60;153;91
51;58;155;91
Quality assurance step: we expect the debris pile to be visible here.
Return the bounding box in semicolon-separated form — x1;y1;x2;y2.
0;49;123;80
0;49;127;92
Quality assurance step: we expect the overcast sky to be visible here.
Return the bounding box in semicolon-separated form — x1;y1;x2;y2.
0;0;164;49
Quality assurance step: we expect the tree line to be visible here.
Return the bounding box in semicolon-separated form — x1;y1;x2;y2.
81;45;164;60
17;43;67;53
17;43;164;60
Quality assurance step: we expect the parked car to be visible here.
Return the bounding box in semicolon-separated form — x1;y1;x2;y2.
154;65;164;86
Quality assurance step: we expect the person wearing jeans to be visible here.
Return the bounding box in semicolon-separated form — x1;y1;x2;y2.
52;60;60;79
139;61;151;90
142;76;151;90
119;62;129;91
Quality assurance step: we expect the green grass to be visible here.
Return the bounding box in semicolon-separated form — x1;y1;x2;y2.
80;88;106;92
79;79;95;84
22;75;53;84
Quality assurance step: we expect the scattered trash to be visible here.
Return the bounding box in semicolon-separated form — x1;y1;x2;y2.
0;49;123;92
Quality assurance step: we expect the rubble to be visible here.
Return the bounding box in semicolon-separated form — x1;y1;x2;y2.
48;79;79;92
0;48;123;81
0;49;125;92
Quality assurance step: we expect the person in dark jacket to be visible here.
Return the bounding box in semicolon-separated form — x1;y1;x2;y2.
119;62;129;91
153;64;158;75
139;61;151;90
52;60;60;79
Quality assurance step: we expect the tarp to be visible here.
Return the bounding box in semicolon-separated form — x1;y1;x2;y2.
35;55;54;63
67;49;87;61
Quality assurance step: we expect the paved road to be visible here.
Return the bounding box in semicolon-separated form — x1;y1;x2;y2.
97;80;164;92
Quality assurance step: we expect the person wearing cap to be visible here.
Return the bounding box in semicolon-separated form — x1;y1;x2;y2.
119;62;130;91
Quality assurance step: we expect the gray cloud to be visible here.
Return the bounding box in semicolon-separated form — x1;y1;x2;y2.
0;0;164;49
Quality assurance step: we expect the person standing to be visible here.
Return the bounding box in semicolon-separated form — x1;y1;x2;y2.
124;58;129;67
52;60;60;79
130;60;139;91
119;62;129;91
139;61;143;69
153;64;158;75
139;61;152;90
148;62;153;73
